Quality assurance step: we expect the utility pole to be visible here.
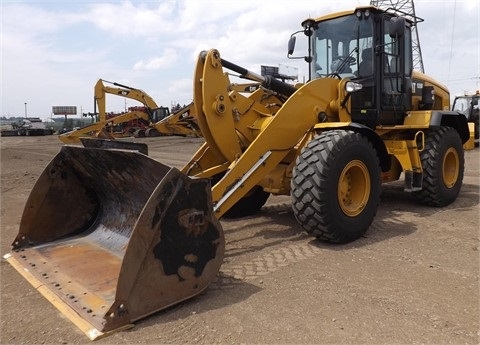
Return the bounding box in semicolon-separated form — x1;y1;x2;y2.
370;0;425;73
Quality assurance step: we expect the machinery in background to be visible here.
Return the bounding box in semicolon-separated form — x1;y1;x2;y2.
59;80;200;144
1;117;54;137
452;91;479;148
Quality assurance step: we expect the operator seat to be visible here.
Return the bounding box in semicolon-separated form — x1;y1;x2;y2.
358;48;373;77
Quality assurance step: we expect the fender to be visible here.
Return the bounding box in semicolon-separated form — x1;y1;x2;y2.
313;122;391;172
430;110;470;144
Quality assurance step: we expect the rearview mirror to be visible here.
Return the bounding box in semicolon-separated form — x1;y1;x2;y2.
288;36;296;56
389;17;406;38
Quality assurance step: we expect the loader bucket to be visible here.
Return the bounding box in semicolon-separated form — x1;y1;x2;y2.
3;145;225;340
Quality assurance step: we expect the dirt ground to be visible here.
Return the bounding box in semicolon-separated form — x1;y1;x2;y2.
1;135;479;345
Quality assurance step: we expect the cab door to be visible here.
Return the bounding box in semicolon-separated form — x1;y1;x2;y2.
379;16;413;125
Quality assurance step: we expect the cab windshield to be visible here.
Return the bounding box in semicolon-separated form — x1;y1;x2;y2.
311;13;373;79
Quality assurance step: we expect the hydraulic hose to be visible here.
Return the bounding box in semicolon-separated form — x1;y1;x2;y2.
220;57;296;97
199;51;296;97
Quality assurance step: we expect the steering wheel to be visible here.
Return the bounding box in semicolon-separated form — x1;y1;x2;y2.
329;55;357;78
332;55;356;65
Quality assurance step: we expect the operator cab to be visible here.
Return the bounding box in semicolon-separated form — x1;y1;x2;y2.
151;106;171;122
289;7;415;128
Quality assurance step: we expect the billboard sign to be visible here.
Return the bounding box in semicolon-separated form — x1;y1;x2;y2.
52;106;77;115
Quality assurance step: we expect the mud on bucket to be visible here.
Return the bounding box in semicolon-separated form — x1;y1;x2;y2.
3;145;225;340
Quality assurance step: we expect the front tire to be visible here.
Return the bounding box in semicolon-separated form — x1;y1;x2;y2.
211;173;270;219
413;127;464;206
291;130;381;243
223;186;270;218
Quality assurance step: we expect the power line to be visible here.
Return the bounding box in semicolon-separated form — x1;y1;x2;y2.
370;0;425;73
447;0;457;83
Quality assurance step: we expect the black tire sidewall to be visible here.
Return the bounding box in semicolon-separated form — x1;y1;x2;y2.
414;127;464;206
292;130;381;243
321;133;381;231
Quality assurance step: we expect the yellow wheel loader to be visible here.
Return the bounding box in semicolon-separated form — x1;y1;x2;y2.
4;6;469;340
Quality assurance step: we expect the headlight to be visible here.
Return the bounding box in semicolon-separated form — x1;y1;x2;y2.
345;81;363;93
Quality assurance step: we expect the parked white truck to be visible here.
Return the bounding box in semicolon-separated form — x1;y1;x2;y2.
16;118;50;136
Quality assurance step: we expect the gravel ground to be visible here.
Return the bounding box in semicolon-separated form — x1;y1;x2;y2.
1;135;479;345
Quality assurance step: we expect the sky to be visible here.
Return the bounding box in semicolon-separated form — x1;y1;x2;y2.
1;0;479;119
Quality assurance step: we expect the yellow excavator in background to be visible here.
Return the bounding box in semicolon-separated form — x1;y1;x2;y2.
59;79;201;144
4;6;469;340
149;101;200;138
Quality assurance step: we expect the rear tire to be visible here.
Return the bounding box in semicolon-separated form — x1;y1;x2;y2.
413;127;464;206
291;130;381;243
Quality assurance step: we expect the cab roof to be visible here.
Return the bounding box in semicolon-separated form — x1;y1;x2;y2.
305;6;416;25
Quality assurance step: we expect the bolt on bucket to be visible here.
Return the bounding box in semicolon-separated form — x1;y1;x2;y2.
3;145;225;340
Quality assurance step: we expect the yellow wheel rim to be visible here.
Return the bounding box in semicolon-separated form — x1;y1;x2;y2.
338;160;370;217
442;147;459;188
